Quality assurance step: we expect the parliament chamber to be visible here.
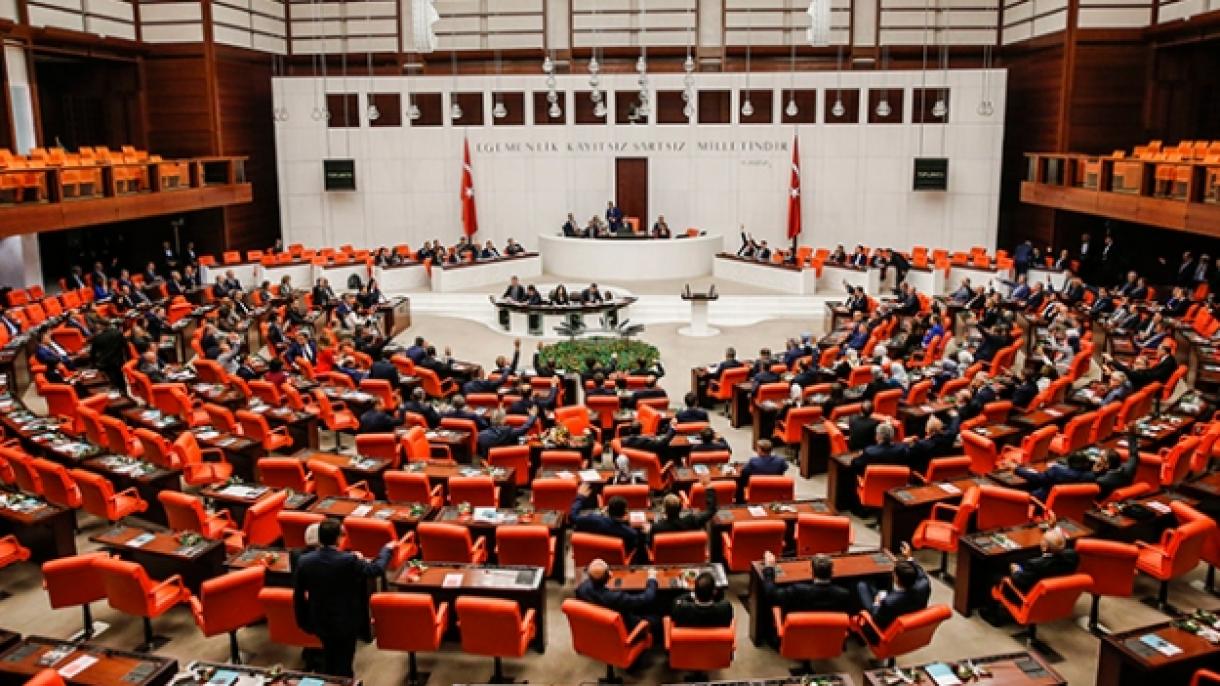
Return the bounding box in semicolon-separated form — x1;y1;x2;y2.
1;0;1220;685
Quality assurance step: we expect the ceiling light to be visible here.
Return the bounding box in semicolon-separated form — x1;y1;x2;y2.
407;103;421;120
876;99;891;117
542;55;553;73
932;99;947;118
548;102;562;118
832;99;845;118
741;99;754;117
785;99;798;118
493;101;507;119
450;102;463;120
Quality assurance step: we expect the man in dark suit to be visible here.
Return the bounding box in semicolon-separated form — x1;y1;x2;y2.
675;392;709;423
1001;527;1079;597
463;341;520;395
405;337;428;363
91;322;127;392
709;348;744;381
570;484;645;562
652;476;717;537
738;439;787;500
847;401;880;451
367;353;398;386
605;201;624;233
357;398;404;434
502;276;527;302
285;331;318;369
34;331;75;381
403;387;441;428
0;310;22;338
475;408;539;455
850;422;909;476
293;519;395;677
580;283;605;304
671;572;733;628
760;552;853;615
1104;345;1177;390
441;395;489;431
906;414;959;475
857;543;931;636
576;558;657;635
628;376;667;408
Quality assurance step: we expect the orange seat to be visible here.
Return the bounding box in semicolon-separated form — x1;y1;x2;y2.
917;456;973;483
448;475;497;507
42;552;111;638
913;487;980;578
236;410;294;453
172;430;233;486
159;491;234;539
486;445;531;487
417;521;487;564
681;480;737;509
539;449;584;471
309;458;373;500
455;597;536;683
562;598;652;683
187;567;266;663
1136;501;1215;609
1159;435;1199;487
1042;483;1099;525
100;415;144;458
0;534;30;571
23;670;66;686
855;604;953;666
664;617;736;675
600;484;650;509
71;469;147;523
976;485;1032;531
651;530;709;564
708;367;749;404
1075;538;1139;634
401;425;452;463
342;516;417;568
1049;411;1098;456
259;586;322;648
359;378;400;410
416;367;458;398
96;556;191;651
795;513;853;556
30;458;81;510
495;525;556;573
571;531;627;567
355;433;401;469
312;389;359;448
224;490;288;554
873;389;903;418
622;448;671;491
992;573;1092;654
385;471;444;507
532;477;579;512
745;475;795;504
370;592;449;683
773;610;852;669
256;457;314;493
856;465;911;509
278;511;325;548
721;520;785;573
1193;670;1220;686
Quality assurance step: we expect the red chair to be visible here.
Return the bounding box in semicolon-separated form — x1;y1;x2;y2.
708;367;749;406
385;471;443;507
1042;483;1100;524
689;450;731;466
1090;402;1122;444
495;525;556;573
172;431;233;486
1193;671;1220;686
188;567;266;663
961;430;1002;475
448;475;497;507
487;445;531;487
71;469;147;523
913;487;980;579
0;535;30;577
664;617;736;676
355;433;401;469
562;598;652;683
224;490;288;553
401;425;452;463
96;556;191;651
976;485;1032;531
308;459;373;500
571;532;627;567
795;513;853;555
236;410;294;453
312;389;359;448
681;480;737;509
257;457;314;492
1136;501;1215;610
454;596;536;683
100;415;144;457
539;449;584;471
745;475;795;504
134;428;179;470
370;592;449;684
417;521;487;564
259;587;322;649
532;477;579;512
416;367;457;398
278;511;325;548
342;516;417;568
873;389;903;418
651;531;709;564
622;448;671;492
1075;538;1139;634
23;671;65;686
158;491;234;539
856;466;911;509
1159;436;1199;486
1048;411;1098;456
721;520;786;573
992;573;1092;656
600;484;650;509
773;610;852;672
42;552;111;639
916;456;973;483
855;605;953;667
30;458;81;510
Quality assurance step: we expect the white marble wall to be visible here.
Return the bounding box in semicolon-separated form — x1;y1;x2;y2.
273;69;1006;255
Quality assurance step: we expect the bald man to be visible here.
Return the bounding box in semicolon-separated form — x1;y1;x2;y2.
575;559;660;637
1007;527;1079;594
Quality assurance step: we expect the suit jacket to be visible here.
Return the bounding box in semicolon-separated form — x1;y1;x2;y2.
575;577;656;630
286;340;318;365
675;407;709;423
762;568;854;614
475;414;538;454
847;416;881;451
569;493;643;557
1011;550;1079;593
652;489;717;538
671;597;733;628
740;454;788;483
293;545;390;637
358;409;403;434
90;328;127;369
710;358;743;381
581;289;604;304
368;360;397;384
503;284;527;301
403;400;441;428
850;441;910;475
868;562;931;629
443;409;489;431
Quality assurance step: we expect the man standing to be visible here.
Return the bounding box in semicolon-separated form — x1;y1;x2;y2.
293;518;395;677
502;276;527;302
606;201;624;233
91;322;128;392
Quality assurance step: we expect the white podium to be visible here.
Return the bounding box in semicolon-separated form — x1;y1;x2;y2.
679;293;719;337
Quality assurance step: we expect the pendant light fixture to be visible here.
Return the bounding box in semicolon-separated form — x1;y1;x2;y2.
492;47;507;119
449;51;462;121
740;6;754;117
364;0;379;121
683;3;695;119
784;0;797;118
309;0;327;121
589;2;602;114
977;44;994;116
831;45;845;118
635;2;649;120
875;46;891;117
932;0;948;119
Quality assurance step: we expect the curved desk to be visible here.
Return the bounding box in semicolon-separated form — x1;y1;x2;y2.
539;234;722;281
490;294;637;337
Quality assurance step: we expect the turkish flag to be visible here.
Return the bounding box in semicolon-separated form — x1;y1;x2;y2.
460;137;478;237
786;134;802;241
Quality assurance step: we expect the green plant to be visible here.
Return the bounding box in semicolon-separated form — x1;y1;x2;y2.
537;337;660;372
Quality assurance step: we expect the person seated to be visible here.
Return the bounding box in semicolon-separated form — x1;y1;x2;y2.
608;454;646;486
502;276;527;303
846;400;880;451
463;341;521;396
1094;447;1140;500
857;543;930;640
580;283;605;304
480;241;500;260
895;283;921;316
418;346;456;379
652;474;718;536
827;244;847;264
995;527;1079;608
690;427;732;455
403;387;442;429
755;240;772;263
906;414;959;475
849;246;868;269
570;485;645;562
34;331;74;383
405;337;429;363
562;213;582;237
311;277;336;310
709;347;744;380
1103;344;1177;389
629;376;666;408
1135;319;1169;352
843;323;870;352
651;215;672;239
576;559;659;637
358;398;404;434
750;352;781;393
285;331;318;369
675;392;709;423
1052;248;1072;271
849;422;909;476
550;284;571;305
222;269;242;294
739;440;787;496
1009;275;1031;303
1015;452;1097;502
524;285;543;306
949;278;973;304
136;349;168;384
585;372;615;398
1116;271;1142;299
618;422;677;457
442;395;489;431
504;238;526;256
760;551;853;614
671;571;733;628
476;407;539;455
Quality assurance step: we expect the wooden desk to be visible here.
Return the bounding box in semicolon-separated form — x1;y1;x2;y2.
863;651;1066;686
968;423;1022;447
81;455;181;525
90;525;225;593
225;546;295;586
199;483;315;524
666;676;852;686
1178;471;1220;501
1010;404;1080;431
177;662;357;686
259;405;321;451
1084;492;1196;543
711;499;831;561
0;633;16;656
672;463;740;492
1096;617;1220;686
378;296;412;339
881;476;993;552
729;383;753;429
422;428;474;465
0;636;177;686
401;460;516;506
825;452;862;513
799;423;833;478
299;451;392;500
431;506;566;581
690;367;710;408
0;492;76;561
308;496;431;535
953;519;1092;616
27;432;104;465
389;564;547;652
1126;414;1197;450
897;400;955;437
746;551;895;646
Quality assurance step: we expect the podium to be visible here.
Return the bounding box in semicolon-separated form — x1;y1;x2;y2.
679;291;719;337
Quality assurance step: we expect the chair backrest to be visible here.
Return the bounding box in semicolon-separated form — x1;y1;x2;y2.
961;430;998;475
41;552;110;609
30;458;80;509
555;405;592;435
308;459;352;498
1163;502;1216;577
858;466;911;508
1161;436;1199;486
1059;411;1097;454
652;531;709;564
1019;425;1058;464
1044;483;1100;524
906;380;932;405
725;520;786;567
343;516;398;558
487;445;531;486
1090;402;1122;444
278;511;325;548
259;587;322;647
600;483;650;508
455;596;528;656
241;490;288;547
688;480;736;508
257;457;310;491
96;557;159;616
776;611;852;661
0;447;40;494
495;525;553;567
795;513;853;555
873;389;903;418
689;450;731;466
355;433;400;468
418;521;477;563
385;471;437;504
1016;574;1093;625
532;477;579;511
1075;538;1139;598
745;475;795;503
976;485;1031;531
158;491;210;534
922;456;973;483
665;617;736;671
448;475;497;507
191;567;266;636
562;598;637;668
539;450;583;471
571;531;627;567
370;592;445;652
622;448;668;491
871;605;953;659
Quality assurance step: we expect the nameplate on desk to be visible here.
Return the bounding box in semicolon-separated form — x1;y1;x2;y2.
442;573;463;588
350;505;372;517
578;470;602;482
747;506;767;518
1139;633;1183;656
938;483;962;495
57;654;98;678
128;532;155;548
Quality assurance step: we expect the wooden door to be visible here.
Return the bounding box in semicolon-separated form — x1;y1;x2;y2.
615;157;648;231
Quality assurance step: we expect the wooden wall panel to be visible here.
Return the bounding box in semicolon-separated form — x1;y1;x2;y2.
144;51;216;157
216;47;281;252
1066;41;1149;153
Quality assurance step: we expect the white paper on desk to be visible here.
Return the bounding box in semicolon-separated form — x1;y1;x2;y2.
473;507;500;523
938;483;962;495
220;485;256;499
556;470;574;480
1045;408;1062;417
442;573;463;588
579;470;602;482
629;511;646;525
57;655;97;678
351;505;373;517
747;506;767;517
128;532;155;548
